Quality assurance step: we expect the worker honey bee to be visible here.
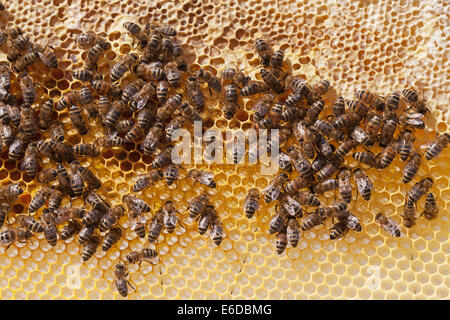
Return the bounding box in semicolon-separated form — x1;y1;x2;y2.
114;263;134;297
422;193;438;220
263;172;288;203
376;213;401;237
353;168;374;201
126;248;158;265
187;169;216;188
421;133;449;160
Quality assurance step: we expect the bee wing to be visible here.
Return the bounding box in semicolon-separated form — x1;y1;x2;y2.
263;181;282;202
198;171;214;185
163;212;177;226
420;140;435;150
356;177;371;192
283;196;301;216
278;152;291;168
131;215;147;230
134;94;150;112
406;113;424;120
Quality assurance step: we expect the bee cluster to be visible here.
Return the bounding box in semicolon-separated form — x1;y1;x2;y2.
240;38;448;253
0;9;448;297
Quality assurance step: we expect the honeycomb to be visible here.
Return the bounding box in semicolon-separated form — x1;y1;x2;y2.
0;0;449;300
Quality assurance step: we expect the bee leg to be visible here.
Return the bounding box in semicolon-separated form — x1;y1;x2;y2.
208;84;212;97
176;216;186;232
126;280;136;292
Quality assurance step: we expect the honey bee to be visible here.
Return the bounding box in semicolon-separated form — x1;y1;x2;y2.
8;134;24;160
402;201;416;228
224;83;239;105
150;23;177;36
402;152;421;184
37;168;57;184
197;67;223;95
141;32;162;62
82;235;100;261
77;31;98;49
86;42;108;69
102;227;122;251
221;101;238;120
286;217;300;248
151;145;172;169
29;186;53;213
163;164;179;186
123;22;147;48
294;190;321;207
110;53;138;82
82;208;103;226
78;224;95;245
7;44;21;63
355;90;384;110
164;61;181;88
254;38;272;67
133;170;163;192
73;143;99;157
1;228;33;248
99;205;125;232
114;263;134;297
17;214;44;233
401;110;427;128
287;147;314;183
406;177;433;204
90;80;111;95
126;248;158;265
352;151;377;167
54;206;85;225
1;122;13;147
422;193;438;220
332;97;346;116
156;93;182;122
185;76;205;111
19;105;38;139
329;222;348;240
189;193;209;219
41;209;58;246
6;104;20;128
338;167;353;203
268;205;287;234
0;62;11;89
353;168;374;201
304;100;324;126
421;133;449;160
56;164;73;196
105;100;126;128
155;80;169;103
385;92;401;111
83;190;110;213
60;220;82;241
301;210;326;231
130;82;156;112
36;45;58;68
314;131;333;160
148;209;164;242
51;140;75;163
317;155;343;182
260;68;283;93
402;86;428;114
96;133;124;148
240;80;269;96
117;119;135;135
313;178;338;194
20;143;37;178
37;99;54;130
350;126;371;146
73;69;94;82
278;151;292;172
56;91;77;111
278;193;302;217
252;93;274;122
376;213;401;237
174;56;187;71
79;164;102;190
13;51;39;73
398;129;415;161
162;200;180;233
379;111;397;147
364;111;382;143
187;169;216;188
332;113;358;131
263;172;288;203
123;194;151;214
281;106;302;123
48;189;63;212
121;79;145;103
275;227;288;254
221;67;250;88
142;122;164;155
311;80;331;101
243;188;260;219
14;34;31;50
377;140;400;169
129;209;147;239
